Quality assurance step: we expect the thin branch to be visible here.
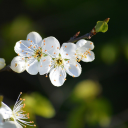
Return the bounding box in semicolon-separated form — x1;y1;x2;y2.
67;27;96;43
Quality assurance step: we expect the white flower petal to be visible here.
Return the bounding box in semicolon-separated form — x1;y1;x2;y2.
26;58;38;75
0;102;12;120
2;121;17;128
14;40;34;57
39;56;52;75
0;114;3;125
60;43;77;59
42;37;60;57
27;32;42;46
49;67;66;87
82;51;95;62
10;56;26;73
0;58;6;70
15;122;23;128
76;39;87;48
76;39;94;50
64;59;81;77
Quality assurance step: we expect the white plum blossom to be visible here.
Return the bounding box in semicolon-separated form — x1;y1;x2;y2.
10;56;26;73
0;92;36;128
49;43;82;87
0;58;6;70
75;39;95;62
14;32;60;75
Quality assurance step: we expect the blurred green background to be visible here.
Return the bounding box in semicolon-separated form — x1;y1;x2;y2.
0;0;128;128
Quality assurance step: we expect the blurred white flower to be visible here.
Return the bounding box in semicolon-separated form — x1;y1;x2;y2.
0;58;6;70
75;39;95;62
14;32;60;75
0;92;36;128
10;56;26;73
49;43;82;87
0;121;17;128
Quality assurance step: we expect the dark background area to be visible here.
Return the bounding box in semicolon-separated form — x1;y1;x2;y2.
0;0;128;128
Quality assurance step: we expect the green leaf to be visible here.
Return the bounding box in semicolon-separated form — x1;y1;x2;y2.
67;103;86;128
24;92;55;118
0;95;3;107
95;18;110;33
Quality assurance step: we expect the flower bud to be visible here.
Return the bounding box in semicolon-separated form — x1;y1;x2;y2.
0;58;6;70
10;56;26;73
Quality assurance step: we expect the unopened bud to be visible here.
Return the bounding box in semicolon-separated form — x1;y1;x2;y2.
10;56;26;73
95;18;110;33
0;58;6;70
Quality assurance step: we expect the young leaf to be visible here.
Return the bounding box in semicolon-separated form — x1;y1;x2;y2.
95;18;110;33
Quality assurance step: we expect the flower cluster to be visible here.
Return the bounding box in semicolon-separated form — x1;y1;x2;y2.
0;92;36;128
10;32;95;86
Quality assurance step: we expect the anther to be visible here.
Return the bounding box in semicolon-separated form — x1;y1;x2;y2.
43;40;45;42
22;50;24;52
90;42;92;45
28;39;30;41
34;46;36;48
52;46;53;48
65;46;67;48
54;80;56;81
76;64;77;67
40;65;42;67
45;50;47;52
31;41;32;42
15;63;18;67
54;52;56;54
20;41;22;44
57;47;59;49
66;53;68;55
73;75;75;77
78;59;81;62
64;79;66;80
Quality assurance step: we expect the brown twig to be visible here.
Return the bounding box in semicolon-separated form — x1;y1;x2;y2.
67;27;96;43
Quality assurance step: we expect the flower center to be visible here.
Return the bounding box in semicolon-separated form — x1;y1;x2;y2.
54;57;64;68
34;48;43;61
56;59;63;65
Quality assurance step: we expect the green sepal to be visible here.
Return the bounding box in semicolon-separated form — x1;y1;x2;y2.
59;53;61;57
64;59;69;61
